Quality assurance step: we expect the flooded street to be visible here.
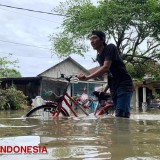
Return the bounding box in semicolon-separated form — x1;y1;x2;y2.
0;109;160;160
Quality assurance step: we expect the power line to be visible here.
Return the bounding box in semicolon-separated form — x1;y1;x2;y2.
0;39;95;58
0;39;51;50
0;51;94;63
0;8;62;24
0;4;67;16
0;40;96;61
0;53;54;59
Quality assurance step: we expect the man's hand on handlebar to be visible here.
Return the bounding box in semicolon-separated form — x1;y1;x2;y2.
77;73;89;81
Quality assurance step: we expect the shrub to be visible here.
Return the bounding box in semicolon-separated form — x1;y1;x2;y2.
0;87;27;110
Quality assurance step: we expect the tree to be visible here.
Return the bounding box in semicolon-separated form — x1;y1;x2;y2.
126;59;160;80
0;54;21;77
50;0;160;65
0;68;21;78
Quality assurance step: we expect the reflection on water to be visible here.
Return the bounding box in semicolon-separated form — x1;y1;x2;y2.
0;109;160;160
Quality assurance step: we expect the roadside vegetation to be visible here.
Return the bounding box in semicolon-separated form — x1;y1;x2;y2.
0;54;21;78
0;87;27;110
0;54;26;110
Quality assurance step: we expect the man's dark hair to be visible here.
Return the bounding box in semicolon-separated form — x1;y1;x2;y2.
92;30;106;40
92;30;106;46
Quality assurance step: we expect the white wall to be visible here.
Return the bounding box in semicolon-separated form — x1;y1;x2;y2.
40;60;88;78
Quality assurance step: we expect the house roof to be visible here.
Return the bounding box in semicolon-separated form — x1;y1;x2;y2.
37;56;90;76
0;77;42;85
0;76;42;81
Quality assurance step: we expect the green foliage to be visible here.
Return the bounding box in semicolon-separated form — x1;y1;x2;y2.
126;63;147;80
0;54;21;78
126;60;160;80
0;68;21;78
51;0;160;63
49;33;88;58
0;87;27;110
153;92;160;99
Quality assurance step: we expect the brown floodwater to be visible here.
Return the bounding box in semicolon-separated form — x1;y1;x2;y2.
0;108;160;160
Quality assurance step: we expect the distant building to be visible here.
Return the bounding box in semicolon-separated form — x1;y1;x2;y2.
1;56;159;111
0;57;104;103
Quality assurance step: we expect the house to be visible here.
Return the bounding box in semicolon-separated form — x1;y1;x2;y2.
0;57;104;103
2;56;159;111
38;56;90;78
133;78;160;111
0;76;42;99
38;57;105;98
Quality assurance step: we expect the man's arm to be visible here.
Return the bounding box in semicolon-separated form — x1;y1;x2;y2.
103;85;109;93
78;60;112;81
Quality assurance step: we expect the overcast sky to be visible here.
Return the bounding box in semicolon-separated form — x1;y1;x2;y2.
0;0;98;77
